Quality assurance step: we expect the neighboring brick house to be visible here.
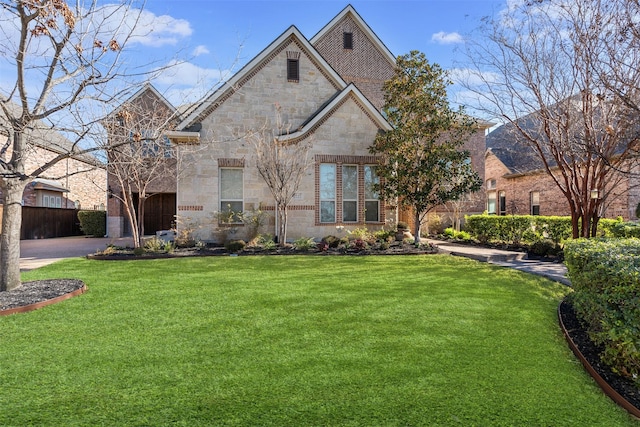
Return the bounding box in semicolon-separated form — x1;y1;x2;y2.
485;121;640;220
0;104;106;213
163;5;488;242
105;84;179;238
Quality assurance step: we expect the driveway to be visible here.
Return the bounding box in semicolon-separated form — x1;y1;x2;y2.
20;236;134;271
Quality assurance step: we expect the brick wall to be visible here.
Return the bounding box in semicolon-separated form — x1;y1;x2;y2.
485;150;633;220
1;136;106;210
313;14;395;110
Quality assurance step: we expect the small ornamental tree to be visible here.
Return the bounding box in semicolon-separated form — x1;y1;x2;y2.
370;51;481;243
250;104;313;245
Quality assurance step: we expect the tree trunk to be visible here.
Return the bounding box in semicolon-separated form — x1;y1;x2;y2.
279;204;288;246
413;209;421;244
0;180;27;291
137;196;146;248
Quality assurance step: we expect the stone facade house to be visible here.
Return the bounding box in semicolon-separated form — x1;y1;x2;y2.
159;5;489;243
485;120;640;221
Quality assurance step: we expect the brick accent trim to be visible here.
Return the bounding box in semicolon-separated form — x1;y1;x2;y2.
261;205;314;211
314;155;386;226
218;158;245;167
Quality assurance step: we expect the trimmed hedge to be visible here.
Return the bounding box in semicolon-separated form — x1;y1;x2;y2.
565;238;640;384
77;210;106;237
464;214;624;245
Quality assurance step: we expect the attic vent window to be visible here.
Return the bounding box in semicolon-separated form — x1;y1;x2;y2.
343;32;353;49
286;51;301;82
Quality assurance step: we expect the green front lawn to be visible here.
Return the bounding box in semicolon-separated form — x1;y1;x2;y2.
0;255;636;426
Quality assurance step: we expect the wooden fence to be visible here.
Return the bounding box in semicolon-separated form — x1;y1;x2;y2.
20;206;83;240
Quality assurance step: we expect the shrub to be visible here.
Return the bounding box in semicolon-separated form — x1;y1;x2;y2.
528;239;559;257
316;241;329;252
373;229;395;243
293;237;315;251
427;214;444;235
225;239;246;253
133;247;145;256
77;210;106;237
608;221;640;238
397;221;409;230
144;237;165;253
322;235;341;248
565;238;640;384
350;238;367;251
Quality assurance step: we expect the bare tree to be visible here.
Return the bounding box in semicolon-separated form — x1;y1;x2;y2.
462;0;640;238
249;104;313;245
0;0;162;291
103;89;181;248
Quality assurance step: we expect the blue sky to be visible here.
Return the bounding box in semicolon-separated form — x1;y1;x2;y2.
131;0;507;106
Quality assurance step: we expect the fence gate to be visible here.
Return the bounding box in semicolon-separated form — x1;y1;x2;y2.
21;206;83;239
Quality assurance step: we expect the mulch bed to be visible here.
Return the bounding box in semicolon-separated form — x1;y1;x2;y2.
0;279;85;311
559;299;640;414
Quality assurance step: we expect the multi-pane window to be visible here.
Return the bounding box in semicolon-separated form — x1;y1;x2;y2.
342;165;358;222
364;165;379;222
320;164;336;223
343;32;353;49
319;163;380;224
530;191;540;216
287;59;299;82
220;168;243;223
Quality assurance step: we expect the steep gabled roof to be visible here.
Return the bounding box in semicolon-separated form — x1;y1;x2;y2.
277;83;392;144
107;83;177;120
310;4;395;65
178;25;348;130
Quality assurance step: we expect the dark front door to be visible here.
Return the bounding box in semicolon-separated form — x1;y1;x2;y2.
131;193;176;235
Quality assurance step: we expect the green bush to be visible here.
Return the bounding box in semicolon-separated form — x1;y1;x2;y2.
144;237;164;253
225;240;246;253
77;210;106;237
293;237;315;251
565;238;640;384
322;235;341;248
608;221;640;238
465;214;622;246
528;239;560;257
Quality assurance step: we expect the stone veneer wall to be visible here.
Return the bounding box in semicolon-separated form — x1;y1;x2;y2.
178;90;390;243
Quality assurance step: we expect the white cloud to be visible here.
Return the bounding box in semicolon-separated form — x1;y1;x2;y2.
431;31;464;45
128;10;193;47
449;68;501;87
192;45;210;57
151;60;232;104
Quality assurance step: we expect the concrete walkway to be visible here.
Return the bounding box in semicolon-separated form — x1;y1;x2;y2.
430;240;570;286
18;236;570;286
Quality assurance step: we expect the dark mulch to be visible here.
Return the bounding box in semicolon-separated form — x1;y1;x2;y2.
559;299;640;411
0;279;84;311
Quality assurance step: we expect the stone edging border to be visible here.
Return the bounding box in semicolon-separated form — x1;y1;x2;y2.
0;284;87;316
558;300;640;419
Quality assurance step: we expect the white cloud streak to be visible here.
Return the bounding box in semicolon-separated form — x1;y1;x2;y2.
431;31;464;45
